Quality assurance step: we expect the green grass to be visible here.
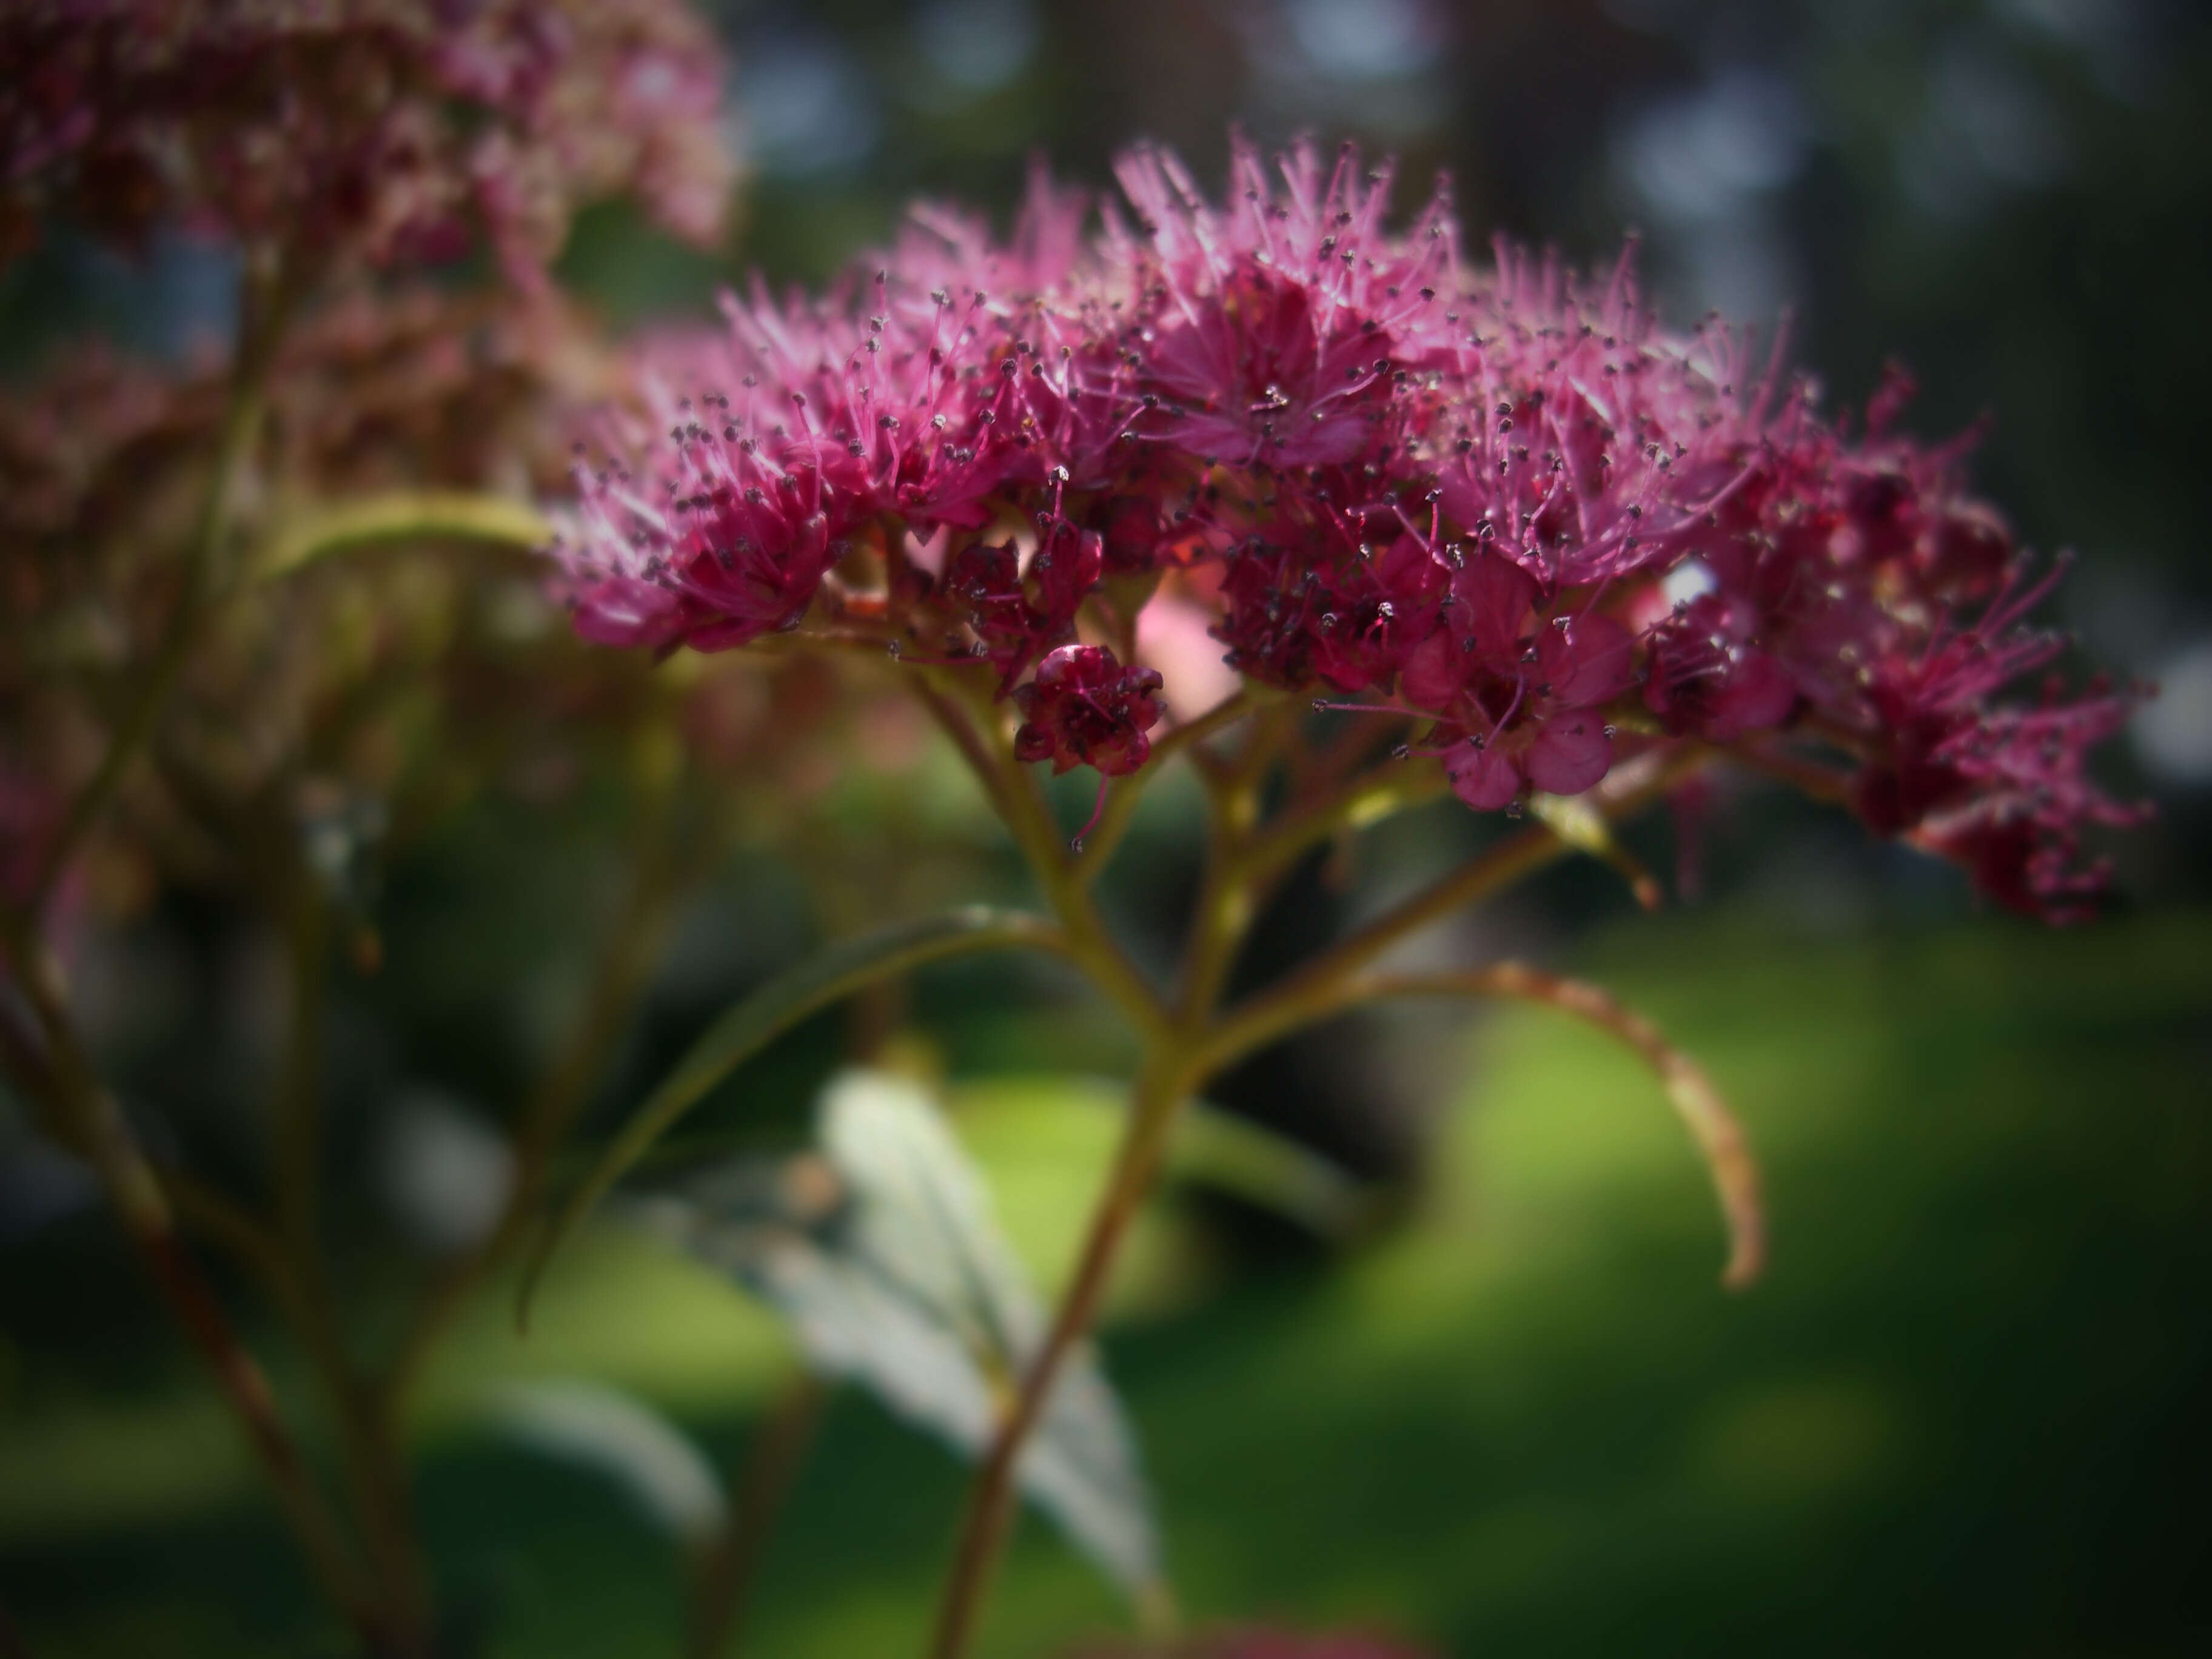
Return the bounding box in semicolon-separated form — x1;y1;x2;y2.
4;906;2207;1656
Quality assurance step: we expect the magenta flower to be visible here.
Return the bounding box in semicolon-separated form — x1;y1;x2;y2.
1642;592;1798;742
939;518;1106;688
1108;144;1455;471
1013;645;1165;779
552;134;2147;920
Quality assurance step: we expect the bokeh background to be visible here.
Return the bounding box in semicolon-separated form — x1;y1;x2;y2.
3;2;2208;1655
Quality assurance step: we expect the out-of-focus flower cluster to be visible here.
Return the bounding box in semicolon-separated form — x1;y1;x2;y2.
1;290;569;894
553;139;2147;919
0;288;890;916
0;0;734;278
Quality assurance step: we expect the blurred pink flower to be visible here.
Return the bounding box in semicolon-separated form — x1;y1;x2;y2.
0;0;735;278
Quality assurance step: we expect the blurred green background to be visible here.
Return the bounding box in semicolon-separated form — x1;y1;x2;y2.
4;1;2210;1655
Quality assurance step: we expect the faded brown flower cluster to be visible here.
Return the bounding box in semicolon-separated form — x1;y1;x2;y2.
1;0;735;279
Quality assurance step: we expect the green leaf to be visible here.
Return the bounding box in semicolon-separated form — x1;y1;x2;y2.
629;1069;1164;1601
489;1378;726;1548
515;907;1066;1329
1168;1100;1379;1241
955;1074;1378;1245
255;491;553;581
1527;791;1663;910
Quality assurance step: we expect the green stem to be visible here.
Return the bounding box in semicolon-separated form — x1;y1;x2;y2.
1175;768;1264;1025
517;906;1076;1330
1071;688;1262;883
29;256;290;912
1233;762;1450;891
916;672;1169;1040
1198;744;1709;1074
922;692;1270;1659
1150;688;1263;771
909;690;1718;1658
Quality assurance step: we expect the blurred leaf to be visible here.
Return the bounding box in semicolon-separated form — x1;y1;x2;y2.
517;906;1067;1327
1528;791;1662;910
489;1378;726;1549
1168;1100;1378;1241
254;491;552;580
958;1074;1377;1244
628;1068;1163;1601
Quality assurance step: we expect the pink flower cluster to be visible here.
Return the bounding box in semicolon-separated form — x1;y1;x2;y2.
552;139;2144;919
0;0;733;277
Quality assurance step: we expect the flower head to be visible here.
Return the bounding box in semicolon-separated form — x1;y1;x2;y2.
1;286;616;896
552;133;2147;919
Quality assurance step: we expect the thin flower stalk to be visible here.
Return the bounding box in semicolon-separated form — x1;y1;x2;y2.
1313;966;1763;1289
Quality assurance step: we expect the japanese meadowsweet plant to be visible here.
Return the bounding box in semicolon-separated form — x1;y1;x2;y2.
535;139;2148;1655
0;1;2150;1652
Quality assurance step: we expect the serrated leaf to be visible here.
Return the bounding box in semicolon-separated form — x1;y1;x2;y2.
517;907;1065;1328
628;1068;1163;1600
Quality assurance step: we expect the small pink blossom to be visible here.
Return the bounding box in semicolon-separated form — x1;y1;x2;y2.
1013;645;1165;778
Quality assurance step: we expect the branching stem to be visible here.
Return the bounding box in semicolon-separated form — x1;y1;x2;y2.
920;679;1276;1659
1198;745;1711;1074
917;671;1169;1040
0;908;382;1649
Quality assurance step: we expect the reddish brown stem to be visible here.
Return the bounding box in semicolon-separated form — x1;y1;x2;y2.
690;1371;833;1659
1248;963;1765;1290
0;911;381;1645
926;1053;1191;1659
